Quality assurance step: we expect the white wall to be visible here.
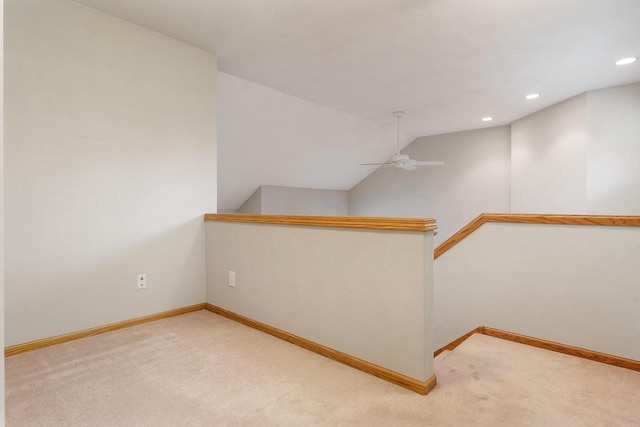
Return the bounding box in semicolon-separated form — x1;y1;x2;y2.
0;0;5;419
237;187;262;214
217;71;394;211
206;221;434;381
349;126;511;246
511;93;589;213
511;84;640;215
262;185;349;215
434;223;640;360
5;0;217;345
587;82;640;214
238;185;349;215
349;83;639;246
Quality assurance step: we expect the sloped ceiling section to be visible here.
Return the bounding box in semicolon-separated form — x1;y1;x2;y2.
75;0;640;209
217;72;395;210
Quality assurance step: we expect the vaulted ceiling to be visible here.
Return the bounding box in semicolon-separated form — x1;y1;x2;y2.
75;0;640;208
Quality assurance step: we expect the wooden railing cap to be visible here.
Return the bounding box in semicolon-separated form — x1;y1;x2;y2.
204;213;437;233
434;213;640;259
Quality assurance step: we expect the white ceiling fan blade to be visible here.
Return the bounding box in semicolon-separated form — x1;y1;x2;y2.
365;165;392;171
360;113;439;173
399;164;417;171
412;161;445;166
397;158;415;165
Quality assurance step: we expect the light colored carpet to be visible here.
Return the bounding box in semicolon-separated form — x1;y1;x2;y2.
6;310;640;426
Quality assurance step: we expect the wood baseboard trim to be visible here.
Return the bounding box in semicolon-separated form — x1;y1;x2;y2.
423;374;437;395
5;303;207;357
482;327;640;372
435;326;640;373
205;303;435;395
434;326;484;356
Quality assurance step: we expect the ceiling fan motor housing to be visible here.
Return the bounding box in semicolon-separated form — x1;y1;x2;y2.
390;153;411;163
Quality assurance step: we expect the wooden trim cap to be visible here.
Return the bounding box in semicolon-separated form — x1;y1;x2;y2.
205;213;437;233
435;213;640;259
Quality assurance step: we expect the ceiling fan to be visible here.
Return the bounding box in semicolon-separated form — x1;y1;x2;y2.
361;111;444;172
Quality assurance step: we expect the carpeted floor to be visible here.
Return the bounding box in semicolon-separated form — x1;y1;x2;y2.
5;310;640;426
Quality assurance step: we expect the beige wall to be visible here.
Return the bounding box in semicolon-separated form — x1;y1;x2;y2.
206;221;434;381
435;222;640;360
5;0;217;345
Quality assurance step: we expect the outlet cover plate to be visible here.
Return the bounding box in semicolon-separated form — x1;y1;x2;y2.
137;274;147;290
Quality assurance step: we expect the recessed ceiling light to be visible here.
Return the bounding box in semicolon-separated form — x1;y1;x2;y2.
615;57;637;66
482;117;493;122
525;93;540;100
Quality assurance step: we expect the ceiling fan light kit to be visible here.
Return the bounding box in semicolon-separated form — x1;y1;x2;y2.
361;111;445;172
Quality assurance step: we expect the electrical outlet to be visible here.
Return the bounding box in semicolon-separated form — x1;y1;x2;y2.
228;271;236;287
137;274;147;290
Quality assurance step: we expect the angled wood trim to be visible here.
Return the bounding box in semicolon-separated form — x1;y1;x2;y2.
5;303;206;357
435;326;640;373
205;303;435;394
204;213;437;233
482;327;640;373
434;326;484;357
434;213;640;259
434;214;485;259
